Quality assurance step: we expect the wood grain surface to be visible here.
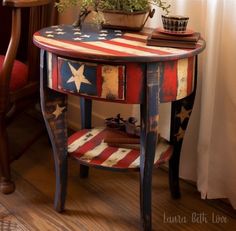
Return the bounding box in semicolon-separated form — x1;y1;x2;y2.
0;113;235;231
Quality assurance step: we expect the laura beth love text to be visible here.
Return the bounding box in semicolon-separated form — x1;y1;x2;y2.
163;212;228;224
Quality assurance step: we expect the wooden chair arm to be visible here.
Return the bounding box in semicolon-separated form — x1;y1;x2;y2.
3;0;52;7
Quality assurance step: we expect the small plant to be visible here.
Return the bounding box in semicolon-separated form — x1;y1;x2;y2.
56;0;171;15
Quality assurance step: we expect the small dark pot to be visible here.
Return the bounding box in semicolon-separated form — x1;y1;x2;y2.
162;15;189;33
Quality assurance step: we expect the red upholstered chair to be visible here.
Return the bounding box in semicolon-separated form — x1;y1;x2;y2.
0;0;54;194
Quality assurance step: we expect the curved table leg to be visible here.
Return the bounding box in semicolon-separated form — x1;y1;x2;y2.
140;63;160;231
40;50;68;212
79;98;92;178
169;93;196;198
169;57;198;199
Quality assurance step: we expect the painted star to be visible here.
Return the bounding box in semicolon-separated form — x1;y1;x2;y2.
55;28;63;31
73;37;83;41
98;37;106;40
99;33;108;37
45;31;53;33
57;32;65;35
74;32;82;35
46;34;54;38
100;30;108;33
81;34;90;38
52;104;66;119
67;63;91;91
175;127;185;141
115;33;122;36
176;106;192;123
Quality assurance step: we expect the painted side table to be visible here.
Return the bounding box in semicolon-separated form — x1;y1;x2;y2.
33;25;205;231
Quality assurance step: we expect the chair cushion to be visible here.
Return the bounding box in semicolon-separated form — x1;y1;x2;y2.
0;55;28;91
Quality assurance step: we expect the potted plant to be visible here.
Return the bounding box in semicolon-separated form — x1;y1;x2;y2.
55;0;171;30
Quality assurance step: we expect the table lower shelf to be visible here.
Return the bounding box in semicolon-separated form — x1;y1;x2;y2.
68;127;173;171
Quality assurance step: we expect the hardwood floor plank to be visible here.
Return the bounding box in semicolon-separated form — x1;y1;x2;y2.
1;114;235;230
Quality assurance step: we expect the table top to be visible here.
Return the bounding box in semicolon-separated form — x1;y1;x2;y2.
33;24;206;63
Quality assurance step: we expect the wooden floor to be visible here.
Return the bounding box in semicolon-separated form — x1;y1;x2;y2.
0;112;235;231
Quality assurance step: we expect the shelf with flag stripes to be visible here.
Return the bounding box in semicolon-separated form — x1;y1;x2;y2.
67;127;173;171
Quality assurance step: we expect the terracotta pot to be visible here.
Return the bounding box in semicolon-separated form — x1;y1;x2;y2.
101;9;155;31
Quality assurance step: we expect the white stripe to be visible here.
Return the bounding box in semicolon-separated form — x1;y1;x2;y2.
85;41;157;56
129;156;140;168
68;128;104;153
129;139;171;168
154;140;170;163
80;141;108;162
47;52;52;88
101;148;132;167
177;58;188;100
112;38;186;54
34;36;108;56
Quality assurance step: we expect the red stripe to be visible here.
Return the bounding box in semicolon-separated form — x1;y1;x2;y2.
160;60;178;102
113;150;140;168
52;55;58;89
122;35;146;43
155;146;173;167
104;39;171;55
89;147;119;165
70;130;108;159
68;129;89;144
187;56;194;95
62;40;134;56
126;63;144;103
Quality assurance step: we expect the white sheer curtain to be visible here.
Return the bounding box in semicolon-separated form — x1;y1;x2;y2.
164;0;236;208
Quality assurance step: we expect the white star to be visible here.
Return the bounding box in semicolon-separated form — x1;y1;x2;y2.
99;33;108;37
100;30;108;33
55;28;63;31
81;34;90;38
115;33;122;36
67;64;91;91
45;31;53;33
52;104;66;119
57;32;65;34
73;37;83;40
72;28;81;31
74;32;82;35
47;34;54;37
98;37;106;40
114;30;122;32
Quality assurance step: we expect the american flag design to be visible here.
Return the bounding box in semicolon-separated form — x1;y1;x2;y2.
34;25;204;59
67;128;173;170
35;25;200;103
57;57;125;100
